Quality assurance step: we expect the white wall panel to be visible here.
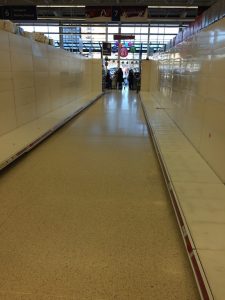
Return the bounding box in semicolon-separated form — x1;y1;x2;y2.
11;53;33;72
36;85;51;117
0;72;13;93
12;72;34;90
0;30;9;51
0;50;11;71
0;29;102;138
9;34;32;54
142;17;225;181
0;91;16;135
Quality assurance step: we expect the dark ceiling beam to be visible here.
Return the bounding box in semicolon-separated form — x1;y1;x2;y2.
3;0;216;25
0;0;217;6
36;6;198;22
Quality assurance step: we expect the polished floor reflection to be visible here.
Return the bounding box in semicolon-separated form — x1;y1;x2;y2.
0;90;199;299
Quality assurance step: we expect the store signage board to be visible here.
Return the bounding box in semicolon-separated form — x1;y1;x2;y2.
114;35;135;40
85;6;147;22
0;6;37;20
121;6;147;21
102;42;112;56
85;6;111;21
112;6;120;21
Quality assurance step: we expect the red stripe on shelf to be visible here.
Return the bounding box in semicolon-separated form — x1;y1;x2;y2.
191;255;210;300
140;99;212;300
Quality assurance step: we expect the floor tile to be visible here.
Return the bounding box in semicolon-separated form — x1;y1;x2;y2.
0;90;199;299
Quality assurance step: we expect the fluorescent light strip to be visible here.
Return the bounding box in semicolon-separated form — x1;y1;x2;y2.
38;17;86;21
148;6;198;9
37;5;85;8
147;18;195;22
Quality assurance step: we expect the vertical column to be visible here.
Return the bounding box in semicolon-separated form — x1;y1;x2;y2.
59;22;64;49
118;22;121;68
147;23;150;58
139;43;142;71
106;23;108;42
72;31;74;53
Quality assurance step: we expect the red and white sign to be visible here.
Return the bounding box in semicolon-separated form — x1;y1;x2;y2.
114;34;135;40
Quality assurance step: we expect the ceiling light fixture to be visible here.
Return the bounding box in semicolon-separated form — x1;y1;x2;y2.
148;6;198;9
37;17;86;21
37;5;85;8
147;18;195;22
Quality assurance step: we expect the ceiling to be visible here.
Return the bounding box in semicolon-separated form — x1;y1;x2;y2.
0;0;216;4
0;0;217;24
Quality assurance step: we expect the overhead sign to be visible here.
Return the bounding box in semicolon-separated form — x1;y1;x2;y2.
120;6;147;21
102;42;111;56
85;6;147;22
0;6;37;20
85;6;111;21
112;6;120;21
114;35;135;40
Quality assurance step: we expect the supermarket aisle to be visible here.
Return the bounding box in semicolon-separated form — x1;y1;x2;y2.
0;90;199;299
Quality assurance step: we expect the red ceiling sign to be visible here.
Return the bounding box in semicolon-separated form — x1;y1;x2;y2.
114;35;135;40
85;6;111;19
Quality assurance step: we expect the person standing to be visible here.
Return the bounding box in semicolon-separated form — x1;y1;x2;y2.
117;68;123;90
128;69;134;90
105;70;112;89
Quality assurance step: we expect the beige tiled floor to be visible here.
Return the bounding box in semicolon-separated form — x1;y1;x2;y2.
0;90;199;299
